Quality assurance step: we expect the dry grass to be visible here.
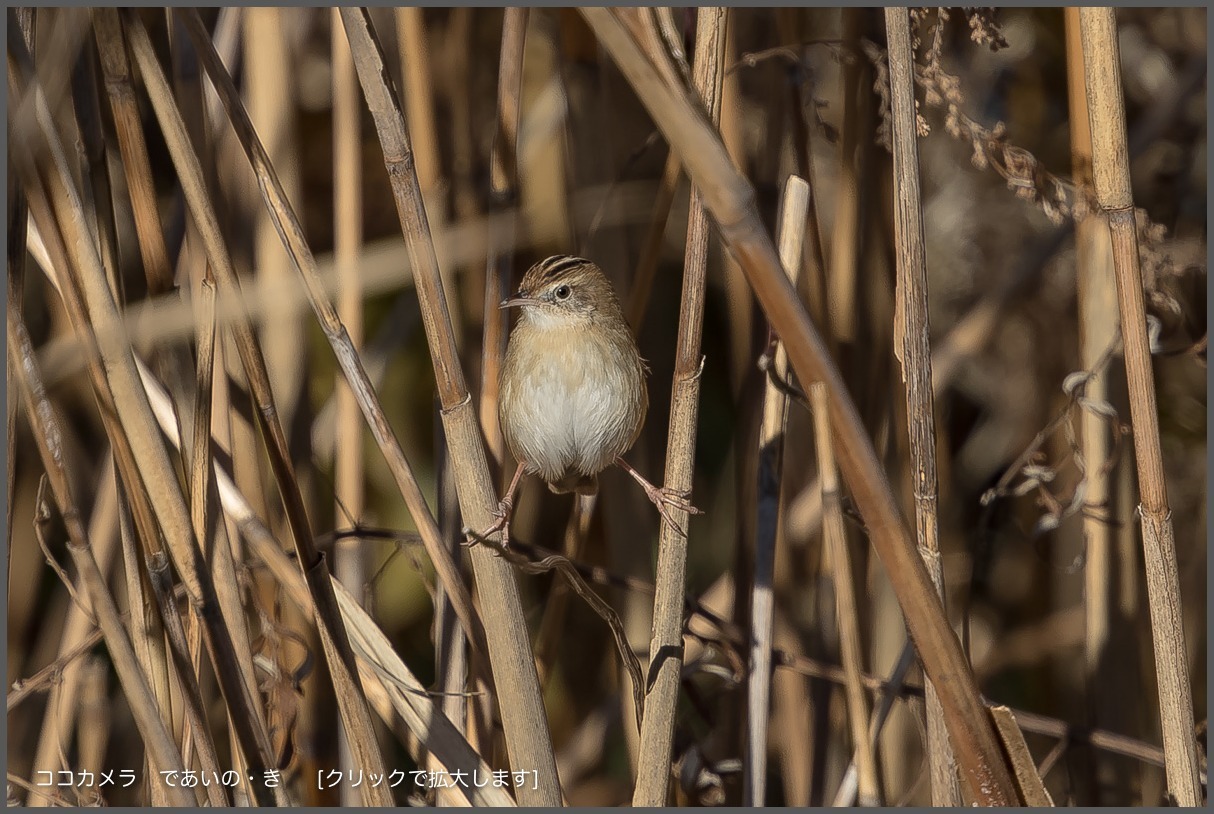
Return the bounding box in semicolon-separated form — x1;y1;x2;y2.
7;7;1205;807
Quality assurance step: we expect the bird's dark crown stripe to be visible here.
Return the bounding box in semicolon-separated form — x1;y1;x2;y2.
537;255;584;280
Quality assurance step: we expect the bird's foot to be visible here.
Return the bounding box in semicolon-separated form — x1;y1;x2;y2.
641;484;703;539
465;496;514;550
615;457;703;539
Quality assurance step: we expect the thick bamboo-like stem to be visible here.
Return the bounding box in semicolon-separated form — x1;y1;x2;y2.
7;296;193;808
1078;9;1201;806
1064;7;1121;774
581;8;1017;804
745;174;808;806
883;8;961;806
331;8;368;807
809;383;879;806
338;9;561;804
633;8;725;806
9;43;282;805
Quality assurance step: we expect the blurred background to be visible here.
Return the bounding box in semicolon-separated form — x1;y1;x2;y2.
6;7;1206;806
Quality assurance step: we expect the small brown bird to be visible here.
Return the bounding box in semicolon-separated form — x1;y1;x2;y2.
478;255;700;546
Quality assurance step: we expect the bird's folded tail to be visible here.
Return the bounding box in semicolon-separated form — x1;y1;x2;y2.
548;472;599;496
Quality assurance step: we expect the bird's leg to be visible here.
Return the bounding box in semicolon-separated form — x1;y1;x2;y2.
470;462;527;549
615;458;703;537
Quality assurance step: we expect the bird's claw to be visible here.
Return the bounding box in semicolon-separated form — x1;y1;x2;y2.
642;485;702;538
466;497;514;549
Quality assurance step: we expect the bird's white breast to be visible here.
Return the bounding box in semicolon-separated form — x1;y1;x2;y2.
500;323;643;483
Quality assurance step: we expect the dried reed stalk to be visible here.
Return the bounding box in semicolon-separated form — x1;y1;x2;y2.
396;7;442;196
1078;8;1201;806
1064;11;1121;779
580;7;1017;804
70;38;226;780
124;12;393;804
829;8;866;346
990;706;1055;806
883;7;961;806
745;173;808;806
160;8;487;665
338;9;562;804
75;658;109;805
633;8;725;805
131;351;518;807
7;294;193;807
91;8;174;292
10;45;283;804
189;275;260;795
24;463;122;805
332;7;368;805
809;382;879;806
25;213;228;807
245;7;306;426
481;7;529;477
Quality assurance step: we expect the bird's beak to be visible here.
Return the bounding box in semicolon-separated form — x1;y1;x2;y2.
500;295;539;309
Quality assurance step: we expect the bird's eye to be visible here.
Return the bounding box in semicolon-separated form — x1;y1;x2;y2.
554;285;571;300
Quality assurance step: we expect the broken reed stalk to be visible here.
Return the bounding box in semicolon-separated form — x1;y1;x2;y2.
126;12;394;805
633;7;726;805
338;9;562;804
331;8;367;806
128;349;518;808
8;40;283;805
809;382;880;807
481;7;528;476
745;173;808;807
7;294;193;808
1078;8;1201;806
580;7;1018;804
883;7;961;806
1064;7;1119;764
184;274;246;808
